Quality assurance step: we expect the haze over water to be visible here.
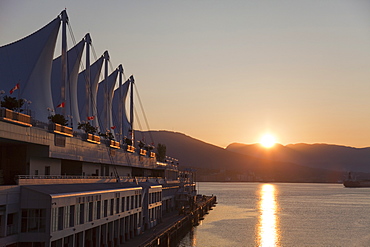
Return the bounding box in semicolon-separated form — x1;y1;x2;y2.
178;182;370;247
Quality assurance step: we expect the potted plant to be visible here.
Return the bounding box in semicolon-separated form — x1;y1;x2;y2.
1;96;24;111
48;114;68;126
0;96;31;126
78;122;100;143
49;114;72;136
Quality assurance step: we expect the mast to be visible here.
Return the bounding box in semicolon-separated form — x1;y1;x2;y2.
103;51;110;134
118;64;124;143
85;33;92;122
130;75;134;142
60;10;68;117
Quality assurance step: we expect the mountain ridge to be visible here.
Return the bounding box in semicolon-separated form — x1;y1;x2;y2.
226;142;370;173
135;130;361;182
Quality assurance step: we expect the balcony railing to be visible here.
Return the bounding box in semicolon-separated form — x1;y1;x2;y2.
50;123;73;137
16;175;174;185
87;133;101;144
0;108;32;127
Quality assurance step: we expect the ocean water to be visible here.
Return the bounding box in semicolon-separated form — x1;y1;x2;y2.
178;182;370;247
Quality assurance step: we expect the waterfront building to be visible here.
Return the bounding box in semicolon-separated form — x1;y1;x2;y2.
0;10;196;247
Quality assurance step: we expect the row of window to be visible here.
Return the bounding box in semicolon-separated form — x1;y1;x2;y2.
149;206;162;222
21;209;46;233
149;192;162;204
52;194;142;232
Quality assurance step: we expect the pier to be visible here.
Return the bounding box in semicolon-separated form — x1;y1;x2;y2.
124;195;217;247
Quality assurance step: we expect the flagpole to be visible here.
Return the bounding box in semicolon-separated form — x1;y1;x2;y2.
130;75;134;143
17;81;20;112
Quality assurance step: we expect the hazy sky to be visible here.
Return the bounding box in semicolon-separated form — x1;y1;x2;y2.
1;1;370;148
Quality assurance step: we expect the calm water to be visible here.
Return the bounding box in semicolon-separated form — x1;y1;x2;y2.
178;182;370;247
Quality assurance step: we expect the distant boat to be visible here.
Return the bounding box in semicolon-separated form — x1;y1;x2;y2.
343;172;370;188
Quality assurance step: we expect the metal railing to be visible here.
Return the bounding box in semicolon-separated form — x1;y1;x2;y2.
16;175;180;182
17;175;119;180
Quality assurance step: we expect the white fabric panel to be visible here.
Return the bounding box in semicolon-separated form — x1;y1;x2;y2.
0;17;61;122
112;79;131;141
97;69;118;138
51;39;85;129
77;56;104;128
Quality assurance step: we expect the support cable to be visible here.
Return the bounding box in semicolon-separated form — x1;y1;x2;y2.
134;83;155;145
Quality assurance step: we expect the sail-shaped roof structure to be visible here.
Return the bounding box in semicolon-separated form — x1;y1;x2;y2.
51;38;85;129
0;15;61;122
97;69;119;136
77;56;104;128
112;79;131;141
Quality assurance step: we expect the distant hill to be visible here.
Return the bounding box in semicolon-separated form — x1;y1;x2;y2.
226;143;370;173
136;130;347;182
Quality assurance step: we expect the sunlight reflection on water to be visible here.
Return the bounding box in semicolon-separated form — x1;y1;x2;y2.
257;184;280;247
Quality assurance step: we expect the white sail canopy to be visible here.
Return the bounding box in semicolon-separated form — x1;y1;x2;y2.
112;79;131;141
51;38;85;129
77;56;104;127
97;69;119;137
0;15;61;122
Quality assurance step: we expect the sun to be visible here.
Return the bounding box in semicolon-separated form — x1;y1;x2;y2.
260;134;276;148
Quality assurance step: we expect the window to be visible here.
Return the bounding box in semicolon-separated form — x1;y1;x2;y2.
139;194;142;207
116;198;120;214
79;204;84;224
69;205;75;227
58;207;64;230
104;200;108;217
88;202;93;222
6;213;17;236
131;196;134;210
45;166;50;175
21;209;46;233
96;201;101;219
110;199;114;215
126;197;130;211
121;197;125;212
135;195;138;209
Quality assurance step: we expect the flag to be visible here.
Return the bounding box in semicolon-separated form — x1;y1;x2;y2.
9;83;20;94
57;102;65;108
87;116;95;120
110;126;116;130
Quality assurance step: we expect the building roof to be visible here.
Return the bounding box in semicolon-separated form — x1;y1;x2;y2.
23;182;142;198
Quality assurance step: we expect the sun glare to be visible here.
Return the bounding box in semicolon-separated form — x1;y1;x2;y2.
260;134;276;148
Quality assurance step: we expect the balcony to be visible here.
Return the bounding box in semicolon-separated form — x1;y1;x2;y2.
87;133;101;144
50;123;73;137
0;108;32;127
110;140;120;149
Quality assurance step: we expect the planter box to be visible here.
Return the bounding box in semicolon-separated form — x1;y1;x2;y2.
51;123;73;137
127;145;135;153
87;133;101;144
110;140;120;149
0;108;32;127
139;149;147;156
